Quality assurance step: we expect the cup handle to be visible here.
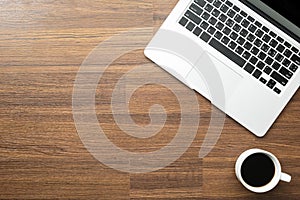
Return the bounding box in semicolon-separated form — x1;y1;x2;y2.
280;172;291;182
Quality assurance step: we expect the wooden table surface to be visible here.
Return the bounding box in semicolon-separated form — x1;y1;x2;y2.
0;0;299;199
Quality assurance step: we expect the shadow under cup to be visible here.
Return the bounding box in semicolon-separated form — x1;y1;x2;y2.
235;149;291;193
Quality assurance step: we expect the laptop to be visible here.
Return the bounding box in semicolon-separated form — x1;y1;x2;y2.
144;0;300;137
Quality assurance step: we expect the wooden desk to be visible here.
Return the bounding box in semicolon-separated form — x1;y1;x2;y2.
0;0;299;199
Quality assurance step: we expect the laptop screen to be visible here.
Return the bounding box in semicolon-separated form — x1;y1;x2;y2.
242;0;300;42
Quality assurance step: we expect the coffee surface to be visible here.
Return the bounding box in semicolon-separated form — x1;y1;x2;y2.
241;153;275;187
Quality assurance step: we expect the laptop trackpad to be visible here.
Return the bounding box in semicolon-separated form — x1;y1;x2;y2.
186;52;243;110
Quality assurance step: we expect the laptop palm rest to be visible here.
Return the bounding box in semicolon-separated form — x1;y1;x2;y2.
144;29;204;85
145;29;243;111
187;52;244;110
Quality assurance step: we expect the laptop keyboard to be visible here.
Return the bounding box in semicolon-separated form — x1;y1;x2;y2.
178;0;300;94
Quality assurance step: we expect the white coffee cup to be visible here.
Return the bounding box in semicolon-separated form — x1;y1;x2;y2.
235;149;291;193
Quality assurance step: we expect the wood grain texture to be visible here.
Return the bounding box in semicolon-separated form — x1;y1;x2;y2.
0;0;299;199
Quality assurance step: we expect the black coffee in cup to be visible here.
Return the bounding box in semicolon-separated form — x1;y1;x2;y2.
241;153;275;187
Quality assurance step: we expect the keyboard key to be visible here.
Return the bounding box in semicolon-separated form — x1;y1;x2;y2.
274;87;281;94
267;79;276;89
251;47;259;55
219;14;227;22
233;5;240;12
200;21;209;30
262;34;271;43
233;24;241;32
269;39;278;48
276;36;284;43
254;38;262;47
279;67;293;79
244;42;252;50
291;54;300;65
205;4;214;12
257;61;265;70
268;48;277;57
247;16;255;22
262;26;269;33
190;3;204;15
242;51;251;60
254;21;262;28
248;24;257;32
282;59;291;67
235;46;244;55
225;0;233;7
194;0;206;7
283;49;292;58
250;56;258;65
228;41;237;50
275;54;284;62
208;17;218;25
253;69;262;79
237;37;245;45
179;17;188;26
276;44;285;53
186;22;196;31
226;19;234;27
214;31;223;39
284;41;292;48
270;31;277;37
265;57;274;65
244;63;255;74
264;66;272;75
240;11;247;17
185;10;202;25
261;44;270;52
202;12;210;20
247;34;255;42
229;32;238;40
213;0;222;8
200;32;211;42
271;62;281;70
221;36;230;44
209;38;246;67
291;47;299;54
220;4;229;13
234;14;243;23
222;27;231;35
207;0;214;3
212;9;221;17
255;30;264;38
271;71;288;86
241;19;250;28
289;63;298;72
207;26;216;35
260;77;267;84
193;27;202;36
227;9;236;18
240;29;248;37
258;52;267;60
216;22;225;30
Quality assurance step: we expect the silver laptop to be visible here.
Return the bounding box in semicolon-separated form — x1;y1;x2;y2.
145;0;300;137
